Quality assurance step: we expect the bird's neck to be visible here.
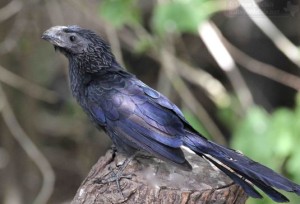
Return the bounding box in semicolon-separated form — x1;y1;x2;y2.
68;57;125;102
68;60;86;103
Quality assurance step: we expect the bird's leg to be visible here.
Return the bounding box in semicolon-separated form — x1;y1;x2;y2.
94;152;138;197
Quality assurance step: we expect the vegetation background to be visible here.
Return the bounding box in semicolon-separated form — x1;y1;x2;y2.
0;0;300;203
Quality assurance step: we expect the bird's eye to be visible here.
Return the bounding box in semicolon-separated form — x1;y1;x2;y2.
69;35;76;42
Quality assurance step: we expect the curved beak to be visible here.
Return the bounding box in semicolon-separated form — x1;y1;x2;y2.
41;26;68;47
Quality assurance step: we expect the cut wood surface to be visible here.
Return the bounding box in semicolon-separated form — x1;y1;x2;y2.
72;149;248;204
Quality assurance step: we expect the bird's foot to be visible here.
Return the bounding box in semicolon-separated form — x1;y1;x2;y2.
94;153;137;198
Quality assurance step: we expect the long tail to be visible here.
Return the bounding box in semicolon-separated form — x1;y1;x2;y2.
183;131;300;202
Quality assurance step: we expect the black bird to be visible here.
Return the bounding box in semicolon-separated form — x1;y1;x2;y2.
42;25;300;202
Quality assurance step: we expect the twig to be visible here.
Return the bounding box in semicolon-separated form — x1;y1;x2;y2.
156;34;176;98
160;48;227;145
222;36;300;91
167;53;230;108
121;26;231;108
0;12;27;55
0;64;60;103
134;24;230;107
105;25;125;68
0;0;23;22
157;67;173;97
198;21;254;112
0;84;55;204
238;0;300;66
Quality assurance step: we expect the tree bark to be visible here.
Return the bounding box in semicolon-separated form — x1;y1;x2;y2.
72;148;248;204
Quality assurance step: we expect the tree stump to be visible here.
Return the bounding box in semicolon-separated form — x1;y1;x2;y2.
71;148;248;204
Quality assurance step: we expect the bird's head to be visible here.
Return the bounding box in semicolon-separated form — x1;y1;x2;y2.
42;25;114;71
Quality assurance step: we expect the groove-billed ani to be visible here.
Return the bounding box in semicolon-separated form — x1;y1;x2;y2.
42;25;300;202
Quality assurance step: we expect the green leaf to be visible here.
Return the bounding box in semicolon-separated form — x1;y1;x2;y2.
134;37;155;54
231;107;273;165
99;0;140;28
230;99;300;203
268;109;294;157
152;0;220;35
217;95;241;130
287;148;300;182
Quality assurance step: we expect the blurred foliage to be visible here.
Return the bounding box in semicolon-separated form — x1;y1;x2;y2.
152;0;219;35
232;96;300;179
231;95;300;204
99;0;141;28
182;108;211;139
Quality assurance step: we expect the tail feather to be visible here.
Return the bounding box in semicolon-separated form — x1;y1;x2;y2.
203;154;263;199
183;132;300;202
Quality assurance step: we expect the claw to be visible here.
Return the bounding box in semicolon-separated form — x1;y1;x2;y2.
94;153;138;197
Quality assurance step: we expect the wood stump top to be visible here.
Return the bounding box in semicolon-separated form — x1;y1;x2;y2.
72;149;248;204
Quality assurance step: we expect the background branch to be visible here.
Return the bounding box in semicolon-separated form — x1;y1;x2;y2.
0;0;23;22
238;0;300;67
222;36;300;91
0;84;55;204
199;21;254;112
0;65;60;103
160;47;227;145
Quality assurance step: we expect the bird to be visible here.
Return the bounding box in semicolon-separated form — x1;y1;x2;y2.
42;25;300;202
